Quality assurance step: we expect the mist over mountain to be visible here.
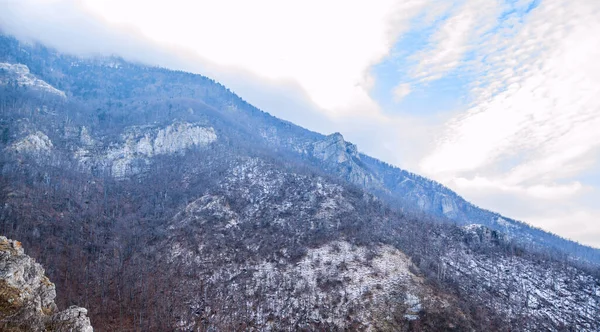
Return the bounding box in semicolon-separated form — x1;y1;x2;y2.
1;34;599;331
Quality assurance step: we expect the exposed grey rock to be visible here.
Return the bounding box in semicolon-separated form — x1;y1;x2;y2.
0;236;93;331
0;62;66;97
312;133;382;188
48;306;93;332
312;132;359;164
10;131;54;154
93;121;217;178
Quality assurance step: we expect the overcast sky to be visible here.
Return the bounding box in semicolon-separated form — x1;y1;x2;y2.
2;0;600;248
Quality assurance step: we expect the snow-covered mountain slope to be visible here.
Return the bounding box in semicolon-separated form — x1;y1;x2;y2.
153;157;600;330
3;39;594;265
307;134;600;264
1;33;599;330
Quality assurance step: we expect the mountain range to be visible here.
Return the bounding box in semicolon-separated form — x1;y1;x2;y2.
1;34;599;331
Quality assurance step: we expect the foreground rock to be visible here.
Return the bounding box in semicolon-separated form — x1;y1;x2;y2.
0;236;93;331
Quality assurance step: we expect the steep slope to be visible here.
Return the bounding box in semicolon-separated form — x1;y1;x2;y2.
149;157;599;330
0;34;599;331
305;132;600;264
152;158;476;330
0;236;93;331
1;34;596;266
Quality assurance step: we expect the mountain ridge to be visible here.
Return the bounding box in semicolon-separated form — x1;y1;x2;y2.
1;33;599;263
1;33;599;330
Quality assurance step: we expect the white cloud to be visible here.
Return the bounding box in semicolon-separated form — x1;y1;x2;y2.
76;0;432;116
0;0;440;170
449;175;600;247
421;0;600;185
392;83;412;102
0;0;440;158
418;0;600;246
451;176;586;201
409;0;502;82
526;210;600;248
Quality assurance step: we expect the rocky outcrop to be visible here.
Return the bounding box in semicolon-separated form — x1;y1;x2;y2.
105;121;217;178
0;62;66;97
0;236;93;331
312;132;359;164
311;133;382;189
73;121;217;178
10;131;54;155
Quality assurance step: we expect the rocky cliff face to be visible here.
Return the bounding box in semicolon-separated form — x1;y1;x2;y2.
312;132;358;164
99;121;217;178
10;131;54;155
307;133;600;264
0;236;93;332
6;121;217;179
0;62;66;97
308;133;464;219
311;133;382;189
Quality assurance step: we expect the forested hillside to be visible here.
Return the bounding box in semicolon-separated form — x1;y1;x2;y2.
1;34;599;331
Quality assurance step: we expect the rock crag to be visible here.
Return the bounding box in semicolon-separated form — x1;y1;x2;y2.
0;236;93;331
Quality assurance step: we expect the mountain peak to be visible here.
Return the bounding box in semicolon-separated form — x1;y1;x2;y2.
313;132;359;164
328;132;345;141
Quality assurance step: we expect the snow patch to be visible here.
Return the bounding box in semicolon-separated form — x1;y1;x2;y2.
11;131;54;154
0;63;66;97
252;241;425;327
